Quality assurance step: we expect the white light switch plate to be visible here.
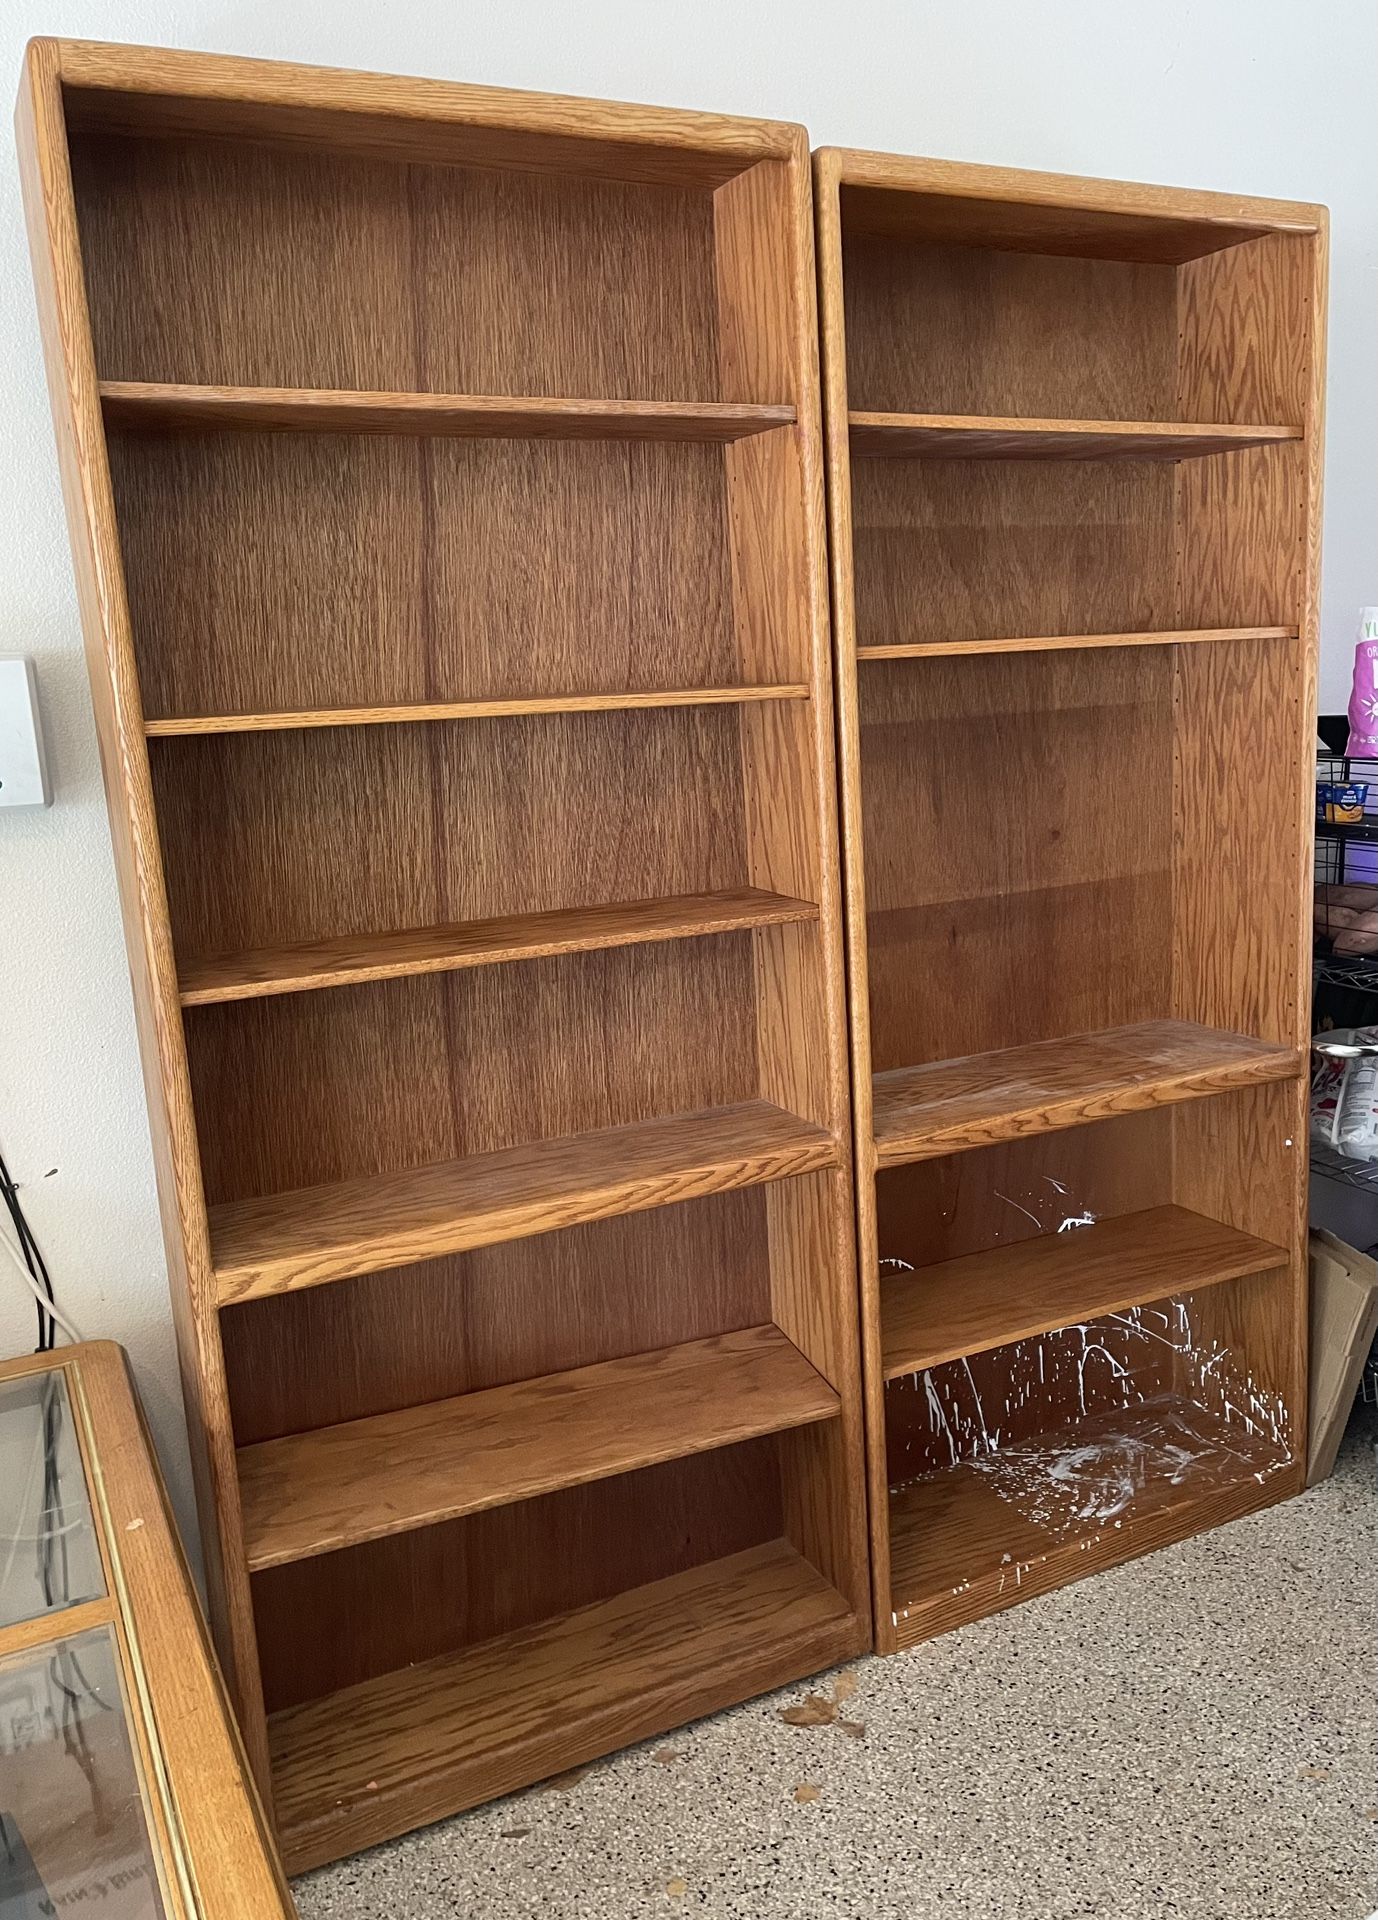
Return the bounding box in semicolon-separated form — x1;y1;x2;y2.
0;657;51;808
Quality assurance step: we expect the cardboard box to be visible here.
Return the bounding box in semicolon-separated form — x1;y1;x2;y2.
1307;1226;1378;1485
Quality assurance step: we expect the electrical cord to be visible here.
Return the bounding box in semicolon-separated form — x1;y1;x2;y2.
0;1147;50;1346
0;1147;58;1350
0;1230;81;1346
38;1371;110;1725
0;1156;107;1847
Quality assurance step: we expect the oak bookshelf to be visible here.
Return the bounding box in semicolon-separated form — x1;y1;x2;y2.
815;148;1326;1653
19;39;870;1868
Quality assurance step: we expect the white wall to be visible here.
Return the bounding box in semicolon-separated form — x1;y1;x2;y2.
2;0;1374;1544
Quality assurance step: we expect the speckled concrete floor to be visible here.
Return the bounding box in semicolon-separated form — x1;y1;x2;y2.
296;1415;1376;1920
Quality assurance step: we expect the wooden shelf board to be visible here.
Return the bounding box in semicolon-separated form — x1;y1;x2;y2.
239;1325;838;1571
179;887;819;1005
145;684;809;736
847;412;1301;461
268;1540;862;1874
871;1020;1302;1168
212;1100;838;1304
100;381;796;442
881;1204;1287;1380
857;626;1297;661
888;1395;1297;1647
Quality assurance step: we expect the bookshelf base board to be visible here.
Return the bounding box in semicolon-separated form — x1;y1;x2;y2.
270;1540;863;1873
887;1400;1303;1651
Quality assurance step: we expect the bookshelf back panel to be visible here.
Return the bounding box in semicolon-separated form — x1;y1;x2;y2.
109;431;739;717
879;1086;1298;1481
866;877;1168;1070
150;707;751;961
886;1306;1182;1487
252;1438;785;1712
851;458;1177;647
184;937;762;1205
884;1274;1293;1492
221;1184;776;1442
841;234;1178;418
858;649;1174;1068
840;227;1311;427
72;131;725;399
875;1110;1173;1273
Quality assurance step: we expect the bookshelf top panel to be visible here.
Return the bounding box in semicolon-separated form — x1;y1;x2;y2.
47;37;799;187
819;147;1325;264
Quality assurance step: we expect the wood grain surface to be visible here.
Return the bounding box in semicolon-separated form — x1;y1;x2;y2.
153;706;751;967
875;1106;1172;1275
1171;229;1326;1457
1172;234;1318;1041
16;39;275;1787
876;1104;1164;1486
268;1538;860;1871
56;38;795;186
185;935;761;1205
220;1182;777;1441
848;412;1300;460
25;37;869;1856
813;142;1324;1654
713;157;871;1628
856;626;1295;660
238;1324;839;1568
824;147;1321;262
100;381;795;439
211;1099;837;1301
881;1203;1286;1377
842;237;1177;419
871;1020;1301;1165
144;685;807;735
178;886;819;1004
812;150;891;1643
1172;636;1307;1039
73;128;729;394
849;457;1177;648
859;647;1175;1067
251;1439;787;1710
876;1084;1310;1564
108;427;742;719
888;1396;1298;1646
1171;1078;1312;1485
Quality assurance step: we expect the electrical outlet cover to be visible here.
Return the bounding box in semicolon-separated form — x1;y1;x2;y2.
0;657;51;807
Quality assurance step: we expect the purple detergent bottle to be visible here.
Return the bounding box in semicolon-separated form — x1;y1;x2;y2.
1347;609;1378;753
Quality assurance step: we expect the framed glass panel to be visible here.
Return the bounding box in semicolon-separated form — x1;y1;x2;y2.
0;1625;167;1918
0;1373;104;1631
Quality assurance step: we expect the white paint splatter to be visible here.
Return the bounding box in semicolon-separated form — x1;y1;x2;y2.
995;1189;1043;1231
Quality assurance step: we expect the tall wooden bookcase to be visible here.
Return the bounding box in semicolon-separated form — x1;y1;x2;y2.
815;149;1326;1653
18;39;870;1869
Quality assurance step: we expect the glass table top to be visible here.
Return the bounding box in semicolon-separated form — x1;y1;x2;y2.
0;1624;168;1918
0;1373;104;1632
